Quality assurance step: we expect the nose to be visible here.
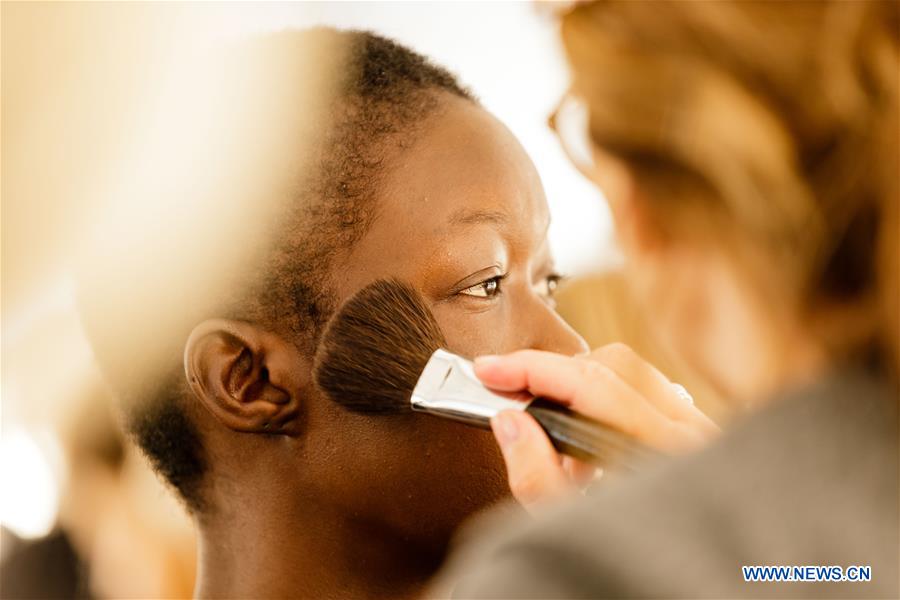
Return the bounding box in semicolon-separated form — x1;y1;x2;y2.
526;298;589;356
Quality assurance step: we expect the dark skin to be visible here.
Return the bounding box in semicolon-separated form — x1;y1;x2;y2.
184;94;587;599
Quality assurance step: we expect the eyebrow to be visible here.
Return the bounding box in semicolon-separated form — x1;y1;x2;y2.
448;208;510;227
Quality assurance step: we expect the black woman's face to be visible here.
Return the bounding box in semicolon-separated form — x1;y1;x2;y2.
299;94;587;554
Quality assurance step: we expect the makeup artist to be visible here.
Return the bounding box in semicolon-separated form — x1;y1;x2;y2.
445;1;899;597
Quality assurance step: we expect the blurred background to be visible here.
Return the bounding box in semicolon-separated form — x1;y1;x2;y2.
2;3;728;597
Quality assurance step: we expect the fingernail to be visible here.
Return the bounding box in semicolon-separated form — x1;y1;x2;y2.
475;355;501;366
492;412;520;446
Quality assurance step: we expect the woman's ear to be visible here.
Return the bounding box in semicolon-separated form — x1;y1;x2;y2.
183;318;306;436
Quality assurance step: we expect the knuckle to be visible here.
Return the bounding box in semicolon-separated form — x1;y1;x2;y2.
670;421;709;449
579;359;612;383
510;471;547;504
593;342;634;364
655;419;690;451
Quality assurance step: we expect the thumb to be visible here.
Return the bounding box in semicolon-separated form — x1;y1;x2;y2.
491;410;573;512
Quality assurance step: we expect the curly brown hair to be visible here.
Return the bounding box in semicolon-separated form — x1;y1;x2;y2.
561;0;898;377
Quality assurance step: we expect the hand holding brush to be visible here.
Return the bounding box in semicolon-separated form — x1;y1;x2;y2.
313;279;715;475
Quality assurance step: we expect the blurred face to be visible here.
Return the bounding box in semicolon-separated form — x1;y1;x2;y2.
295;95;586;554
588;148;813;404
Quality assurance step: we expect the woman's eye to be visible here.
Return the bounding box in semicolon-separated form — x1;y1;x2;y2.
459;276;504;298
546;274;562;296
542;273;566;299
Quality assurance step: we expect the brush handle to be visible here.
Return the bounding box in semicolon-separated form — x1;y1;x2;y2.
525;398;659;471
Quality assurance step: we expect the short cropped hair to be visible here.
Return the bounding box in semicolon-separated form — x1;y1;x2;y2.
80;28;474;513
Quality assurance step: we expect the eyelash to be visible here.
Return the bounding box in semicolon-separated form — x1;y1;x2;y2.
457;273;566;299
458;274;507;298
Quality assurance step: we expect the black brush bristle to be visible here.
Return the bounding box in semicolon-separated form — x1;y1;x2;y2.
313;279;446;413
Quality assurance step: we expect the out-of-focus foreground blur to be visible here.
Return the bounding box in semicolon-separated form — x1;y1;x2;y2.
1;3;727;597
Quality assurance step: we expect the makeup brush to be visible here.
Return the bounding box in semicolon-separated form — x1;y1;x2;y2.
313;278;659;470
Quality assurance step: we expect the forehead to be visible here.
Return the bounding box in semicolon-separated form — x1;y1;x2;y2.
333;96;549;295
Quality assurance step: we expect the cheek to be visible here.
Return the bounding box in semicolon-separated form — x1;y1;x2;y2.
431;303;513;357
306;403;509;545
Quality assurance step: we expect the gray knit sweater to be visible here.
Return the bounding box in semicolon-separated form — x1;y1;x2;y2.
445;367;899;599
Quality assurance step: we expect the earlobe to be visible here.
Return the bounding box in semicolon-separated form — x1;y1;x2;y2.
184;319;304;435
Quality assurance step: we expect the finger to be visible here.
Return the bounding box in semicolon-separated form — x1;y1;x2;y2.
478;351;685;450
561;455;597;488
491;410;573;512
591;344;718;432
475;350;587;402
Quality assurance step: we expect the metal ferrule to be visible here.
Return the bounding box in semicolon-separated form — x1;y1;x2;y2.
410;349;531;428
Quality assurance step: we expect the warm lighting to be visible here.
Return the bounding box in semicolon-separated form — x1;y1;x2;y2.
0;426;66;539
